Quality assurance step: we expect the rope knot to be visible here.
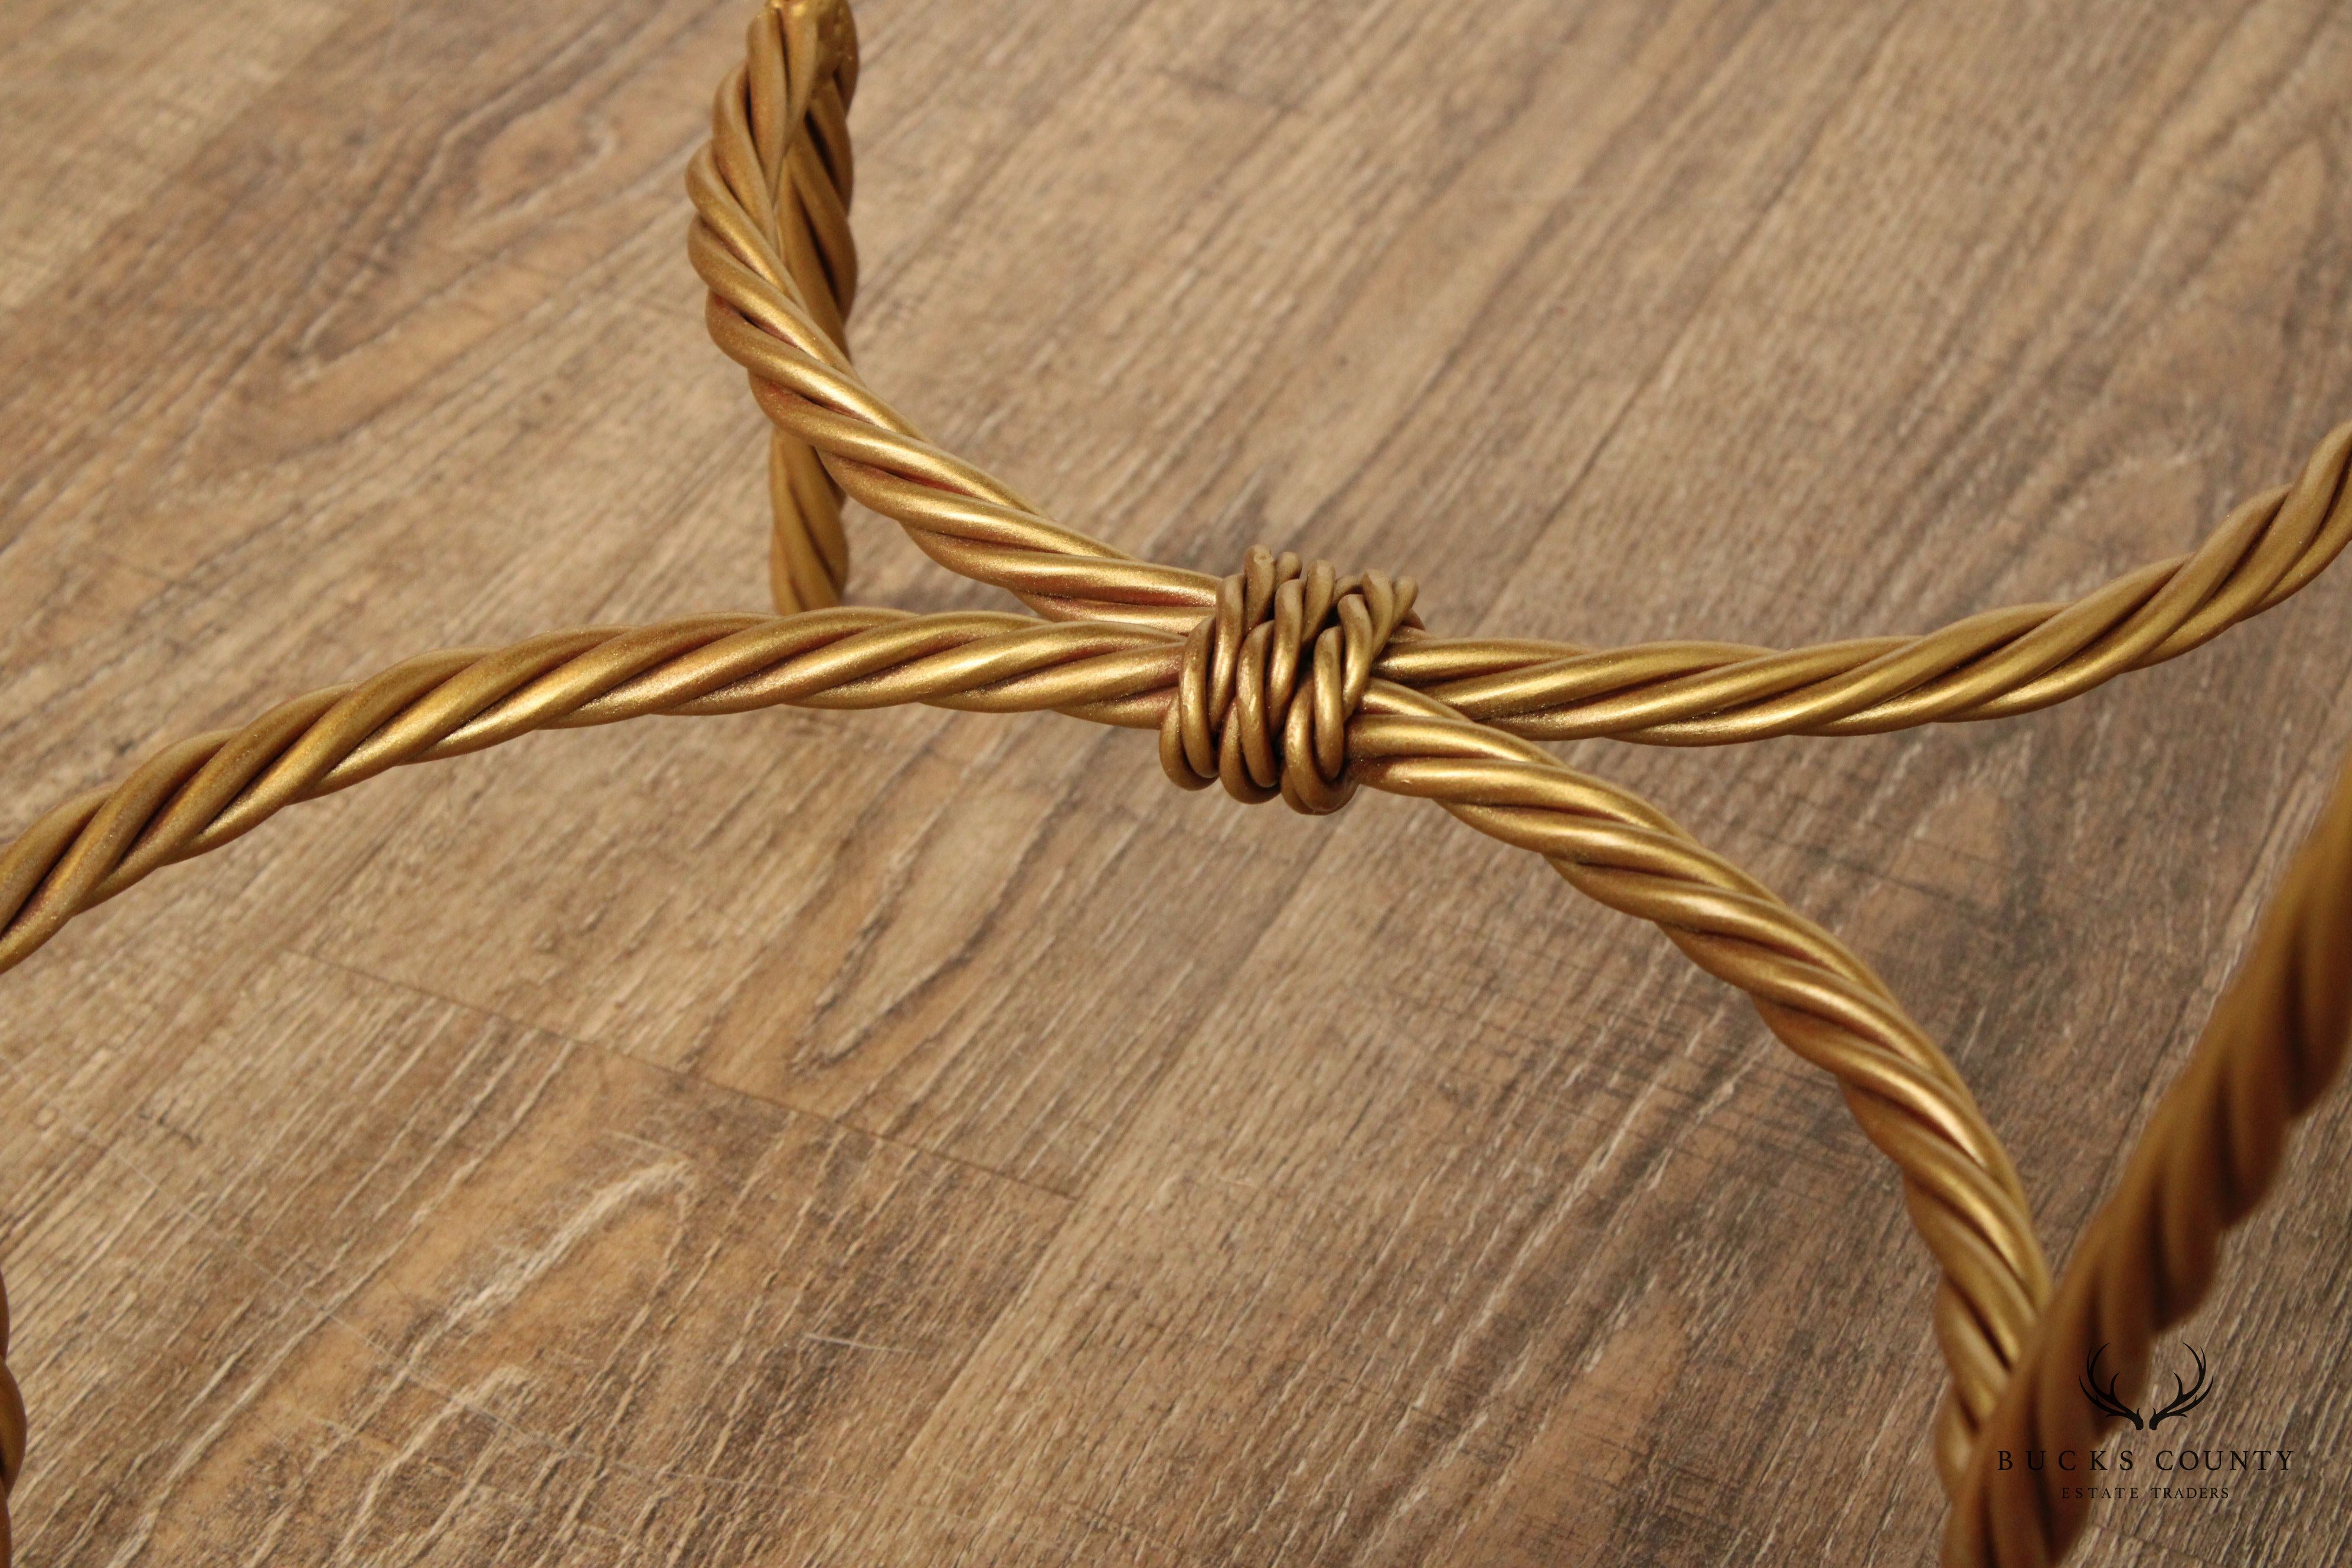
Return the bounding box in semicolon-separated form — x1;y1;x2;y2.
1159;545;1419;815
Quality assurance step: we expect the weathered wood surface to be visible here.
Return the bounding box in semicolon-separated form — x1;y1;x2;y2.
4;1;2351;1562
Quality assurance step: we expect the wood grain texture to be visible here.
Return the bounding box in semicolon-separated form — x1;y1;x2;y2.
4;1;2351;1563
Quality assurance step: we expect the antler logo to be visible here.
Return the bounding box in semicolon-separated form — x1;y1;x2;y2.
2079;1343;2214;1430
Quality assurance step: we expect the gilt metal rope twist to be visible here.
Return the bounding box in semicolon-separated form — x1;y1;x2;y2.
1;4;2348;1563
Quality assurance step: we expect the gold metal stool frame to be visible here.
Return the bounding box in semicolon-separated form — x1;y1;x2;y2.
2;4;2349;1563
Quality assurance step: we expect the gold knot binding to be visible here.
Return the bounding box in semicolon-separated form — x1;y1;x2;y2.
4;7;2352;1566
1159;545;1420;815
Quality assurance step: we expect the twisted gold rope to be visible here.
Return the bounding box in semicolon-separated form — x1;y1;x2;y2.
0;600;2050;1506
691;7;2352;747
1945;754;2352;1566
0;2;2346;1562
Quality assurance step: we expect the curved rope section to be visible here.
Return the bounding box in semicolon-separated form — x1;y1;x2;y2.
689;7;2352;746
1387;422;2352;744
0;609;1184;979
2;3;2350;1563
1943;750;2352;1567
1348;685;2053;1479
0;607;2049;1534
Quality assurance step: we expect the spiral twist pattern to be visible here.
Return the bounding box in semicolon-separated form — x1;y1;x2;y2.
0;607;2053;1494
1399;421;2352;745
1944;757;2352;1565
722;0;860;611
689;26;2352;740
2;4;2350;1564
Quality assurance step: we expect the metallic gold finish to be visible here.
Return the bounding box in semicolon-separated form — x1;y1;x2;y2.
0;604;2052;1498
1;4;2348;1563
1943;756;2352;1567
1162;547;1421;814
742;0;860;611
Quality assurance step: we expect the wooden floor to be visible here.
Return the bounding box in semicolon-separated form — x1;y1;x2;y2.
4;1;2351;1563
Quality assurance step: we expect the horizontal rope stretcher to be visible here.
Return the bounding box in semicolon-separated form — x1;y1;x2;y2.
1;3;2348;1564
